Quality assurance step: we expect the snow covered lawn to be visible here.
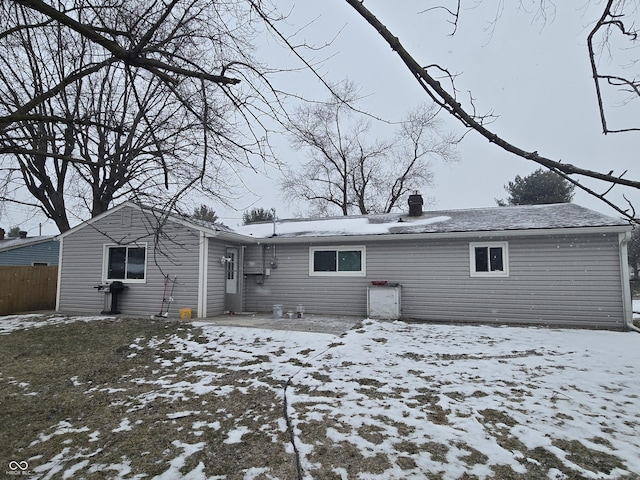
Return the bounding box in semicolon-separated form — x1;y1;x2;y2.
1;314;639;479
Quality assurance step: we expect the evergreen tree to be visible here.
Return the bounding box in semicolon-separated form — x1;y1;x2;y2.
498;168;575;206
242;208;275;225
192;205;218;223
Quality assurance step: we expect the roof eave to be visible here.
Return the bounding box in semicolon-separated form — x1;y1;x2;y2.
248;224;632;244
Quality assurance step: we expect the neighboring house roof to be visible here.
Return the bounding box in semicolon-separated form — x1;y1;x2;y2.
0;235;57;253
234;203;631;240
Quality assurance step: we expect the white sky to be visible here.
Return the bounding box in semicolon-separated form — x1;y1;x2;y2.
3;1;638;233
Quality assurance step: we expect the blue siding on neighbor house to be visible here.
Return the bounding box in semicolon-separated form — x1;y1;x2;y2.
0;239;59;265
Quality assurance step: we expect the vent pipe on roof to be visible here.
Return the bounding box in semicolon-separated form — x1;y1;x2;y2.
408;191;423;217
271;208;277;236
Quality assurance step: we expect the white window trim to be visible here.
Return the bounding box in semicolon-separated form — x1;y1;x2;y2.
102;243;148;283
309;246;366;277
469;241;509;277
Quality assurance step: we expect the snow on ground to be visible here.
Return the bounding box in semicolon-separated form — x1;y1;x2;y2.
282;320;640;479
0;313;113;335
183;319;640;478
3;314;639;479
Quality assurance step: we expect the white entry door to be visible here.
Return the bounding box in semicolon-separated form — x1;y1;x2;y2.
225;247;238;294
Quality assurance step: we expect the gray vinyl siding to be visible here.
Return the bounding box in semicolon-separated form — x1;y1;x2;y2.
58;206;202;317
244;242;369;317
244;244;264;274
243;233;626;329
0;240;59;265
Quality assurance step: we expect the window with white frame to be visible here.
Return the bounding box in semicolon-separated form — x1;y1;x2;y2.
469;242;509;277
104;244;147;282
309;246;366;276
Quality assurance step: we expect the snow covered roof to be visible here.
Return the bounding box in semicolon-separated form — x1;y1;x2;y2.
0;235;57;252
233;203;630;240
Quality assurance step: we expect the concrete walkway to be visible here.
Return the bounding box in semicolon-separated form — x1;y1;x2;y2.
194;312;364;336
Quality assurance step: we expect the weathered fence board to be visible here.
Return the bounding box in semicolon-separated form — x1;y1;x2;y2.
0;266;58;315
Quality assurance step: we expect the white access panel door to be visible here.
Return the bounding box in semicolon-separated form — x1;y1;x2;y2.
367;285;401;319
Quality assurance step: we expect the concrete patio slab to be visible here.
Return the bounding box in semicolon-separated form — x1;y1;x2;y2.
194;312;364;336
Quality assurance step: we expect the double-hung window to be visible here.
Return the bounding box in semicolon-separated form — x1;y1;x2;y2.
309;246;366;276
104;244;147;282
469;242;508;277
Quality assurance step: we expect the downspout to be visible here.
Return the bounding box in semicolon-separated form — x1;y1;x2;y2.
55;236;63;312
619;232;639;333
197;231;208;318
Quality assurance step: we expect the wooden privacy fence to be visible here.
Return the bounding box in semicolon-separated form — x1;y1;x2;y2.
0;266;58;315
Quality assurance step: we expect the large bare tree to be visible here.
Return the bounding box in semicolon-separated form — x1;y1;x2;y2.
3;0;640;226
0;0;286;231
282;82;458;216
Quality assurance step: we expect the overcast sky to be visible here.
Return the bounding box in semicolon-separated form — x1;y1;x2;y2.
4;1;639;234
216;0;640;226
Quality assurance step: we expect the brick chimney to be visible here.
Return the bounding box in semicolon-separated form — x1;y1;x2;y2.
408;192;423;217
0;228;4;240
19;230;27;238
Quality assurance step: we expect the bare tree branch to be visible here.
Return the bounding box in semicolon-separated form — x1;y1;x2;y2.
344;0;640;222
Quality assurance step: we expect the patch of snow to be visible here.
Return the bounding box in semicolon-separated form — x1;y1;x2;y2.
112;418;132;433
62;459;90;479
151;441;208;480
224;425;250;444
234;215;451;238
167;410;200;420
0;314;112;335
31;421;91;446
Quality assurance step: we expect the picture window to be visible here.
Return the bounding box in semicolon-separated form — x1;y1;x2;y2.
310;246;366;276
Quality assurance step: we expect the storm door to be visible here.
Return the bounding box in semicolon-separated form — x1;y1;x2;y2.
224;247;243;313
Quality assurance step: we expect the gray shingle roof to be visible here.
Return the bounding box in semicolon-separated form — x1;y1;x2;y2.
389;203;629;234
234;203;630;239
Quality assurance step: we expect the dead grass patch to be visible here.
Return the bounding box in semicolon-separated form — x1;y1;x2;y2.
422;441;449;463
552;438;627;475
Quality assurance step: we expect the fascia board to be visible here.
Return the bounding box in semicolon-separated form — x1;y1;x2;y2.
206;231;260;244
